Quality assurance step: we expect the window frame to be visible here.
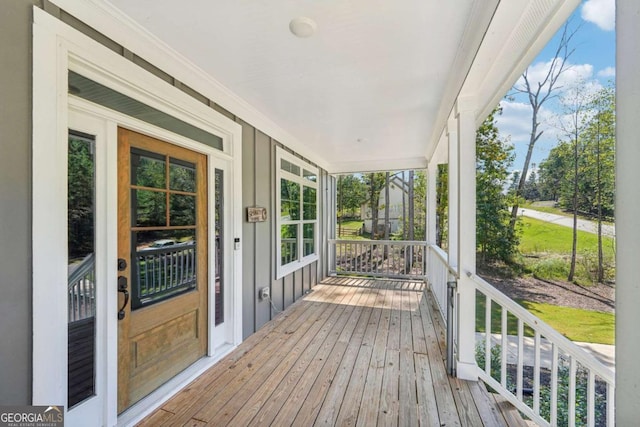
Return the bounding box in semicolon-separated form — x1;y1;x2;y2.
276;147;319;279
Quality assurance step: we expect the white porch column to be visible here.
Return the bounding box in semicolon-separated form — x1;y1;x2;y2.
447;118;459;271
454;96;478;380
616;0;640;422
426;161;437;285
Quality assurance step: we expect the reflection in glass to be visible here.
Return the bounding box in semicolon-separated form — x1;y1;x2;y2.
303;169;317;182
281;225;298;265
134;189;166;227
131;149;165;188
281;179;300;220
67;132;96;407
281;158;300;176
170;158;196;192
132;230;197;308
303;186;317;220
215;169;224;326
170;194;196;226
303;224;315;256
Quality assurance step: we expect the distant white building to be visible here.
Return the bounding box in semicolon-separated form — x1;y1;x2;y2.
361;175;410;235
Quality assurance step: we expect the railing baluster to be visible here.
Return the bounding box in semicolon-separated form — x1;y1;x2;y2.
485;296;491;375
587;370;595;427
534;331;541;416
551;344;559;426
607;381;614;426
501;306;507;388
517;319;524;402
569;356;577;427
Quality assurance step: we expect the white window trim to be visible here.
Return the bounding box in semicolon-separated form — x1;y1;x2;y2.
275;147;319;279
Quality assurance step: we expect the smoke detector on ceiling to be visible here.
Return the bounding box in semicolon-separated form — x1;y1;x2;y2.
289;17;317;38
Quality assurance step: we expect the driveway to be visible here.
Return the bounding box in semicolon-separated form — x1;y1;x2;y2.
519;208;615;238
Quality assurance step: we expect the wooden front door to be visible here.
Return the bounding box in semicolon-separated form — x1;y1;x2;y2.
117;128;208;413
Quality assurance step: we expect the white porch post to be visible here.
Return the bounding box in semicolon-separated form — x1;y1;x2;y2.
616;0;640;422
447;119;459;270
454;96;478;380
426;161;437;284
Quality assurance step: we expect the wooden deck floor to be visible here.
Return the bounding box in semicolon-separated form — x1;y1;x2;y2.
138;277;527;426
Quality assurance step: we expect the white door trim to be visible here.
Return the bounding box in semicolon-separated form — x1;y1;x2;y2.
33;8;243;426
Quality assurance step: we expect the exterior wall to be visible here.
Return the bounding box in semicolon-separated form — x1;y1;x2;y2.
0;0;38;405
239;122;326;338
615;0;640;422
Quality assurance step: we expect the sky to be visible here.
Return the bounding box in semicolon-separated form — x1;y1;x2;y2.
495;0;615;174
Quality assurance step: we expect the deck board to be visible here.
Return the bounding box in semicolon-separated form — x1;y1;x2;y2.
139;278;526;426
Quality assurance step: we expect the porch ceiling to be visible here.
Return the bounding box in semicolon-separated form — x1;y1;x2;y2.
100;0;575;173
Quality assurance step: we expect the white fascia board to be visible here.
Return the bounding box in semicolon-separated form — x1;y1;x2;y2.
49;0;331;172
328;156;427;175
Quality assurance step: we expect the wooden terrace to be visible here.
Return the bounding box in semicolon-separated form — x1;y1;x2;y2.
138;277;528;426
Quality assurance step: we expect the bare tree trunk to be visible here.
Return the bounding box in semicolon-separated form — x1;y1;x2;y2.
596;115;604;282
509;23;576;232
568;138;579;282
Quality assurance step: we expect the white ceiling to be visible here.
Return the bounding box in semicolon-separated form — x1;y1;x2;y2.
103;0;576;173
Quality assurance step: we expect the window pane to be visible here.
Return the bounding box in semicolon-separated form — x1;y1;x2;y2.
67;132;96;407
280;178;300;220
132;230;197;308
303;223;315;256
303;186;317;220
303;169;317;182
170;194;196;226
134;189;166;227
169;158;196;192
281;225;298;265
281;158;300;176
131;149;166;189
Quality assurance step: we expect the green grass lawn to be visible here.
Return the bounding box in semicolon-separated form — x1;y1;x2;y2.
519;217;615;256
337;220;371;240
476;294;614;345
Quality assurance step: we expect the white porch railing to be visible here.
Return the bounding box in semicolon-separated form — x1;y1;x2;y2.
328;239;426;279
68;253;96;322
472;272;615;427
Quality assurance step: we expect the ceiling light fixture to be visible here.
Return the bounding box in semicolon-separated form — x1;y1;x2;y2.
289;17;317;38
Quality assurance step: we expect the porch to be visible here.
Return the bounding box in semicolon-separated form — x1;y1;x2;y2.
138;277;527;426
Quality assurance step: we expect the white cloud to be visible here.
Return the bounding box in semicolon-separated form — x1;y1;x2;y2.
514;60;594;95
597;66;616;78
581;0;615;31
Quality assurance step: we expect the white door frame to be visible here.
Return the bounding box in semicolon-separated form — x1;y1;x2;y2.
33;8;243;426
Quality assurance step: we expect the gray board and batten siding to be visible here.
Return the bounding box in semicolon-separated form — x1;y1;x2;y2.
0;0;332;405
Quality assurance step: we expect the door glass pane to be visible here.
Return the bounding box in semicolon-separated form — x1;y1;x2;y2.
215;169;224;326
131;149;166;188
170;158;196;192
170;194;196;226
132;230;197;308
67;131;96;408
134;189;167;227
281;225;298;265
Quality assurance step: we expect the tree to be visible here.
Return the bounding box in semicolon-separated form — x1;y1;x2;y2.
509;23;578;230
476;108;519;264
362;173;386;239
557;81;592;282
436;164;448;248
384;172;390;241
508;170;521;196
581;85;615;281
522;165;540;201
337;174;367;218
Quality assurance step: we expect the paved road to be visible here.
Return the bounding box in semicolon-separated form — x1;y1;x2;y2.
519;208;615;238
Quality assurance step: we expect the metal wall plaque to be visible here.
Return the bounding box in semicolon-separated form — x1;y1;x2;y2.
247;207;267;222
